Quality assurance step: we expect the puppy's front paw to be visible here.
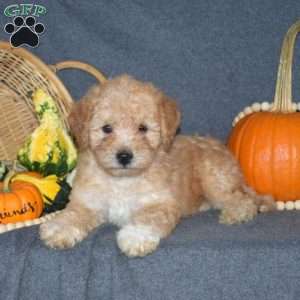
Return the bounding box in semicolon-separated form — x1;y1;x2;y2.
40;219;87;250
117;225;160;257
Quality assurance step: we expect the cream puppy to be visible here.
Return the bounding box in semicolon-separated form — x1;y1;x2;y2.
40;75;275;257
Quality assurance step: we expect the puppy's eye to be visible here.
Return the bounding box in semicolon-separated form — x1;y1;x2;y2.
102;124;113;134
138;124;148;133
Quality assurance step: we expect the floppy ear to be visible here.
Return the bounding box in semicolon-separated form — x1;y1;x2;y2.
68;85;99;150
160;95;181;152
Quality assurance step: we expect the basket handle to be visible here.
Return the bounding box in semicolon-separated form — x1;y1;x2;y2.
49;60;107;84
273;20;300;112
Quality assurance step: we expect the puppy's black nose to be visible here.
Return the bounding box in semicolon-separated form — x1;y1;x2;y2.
116;150;133;167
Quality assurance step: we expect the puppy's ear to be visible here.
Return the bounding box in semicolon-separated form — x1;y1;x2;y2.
68;85;99;150
160;95;181;152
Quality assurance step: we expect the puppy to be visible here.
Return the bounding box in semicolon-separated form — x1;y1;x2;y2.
40;75;275;257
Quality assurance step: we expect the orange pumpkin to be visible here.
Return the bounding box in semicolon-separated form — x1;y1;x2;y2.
0;169;44;224
228;112;300;201
228;21;300;202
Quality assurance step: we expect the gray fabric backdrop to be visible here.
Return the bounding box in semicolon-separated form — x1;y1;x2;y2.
1;1;300;300
2;0;300;140
1;210;300;300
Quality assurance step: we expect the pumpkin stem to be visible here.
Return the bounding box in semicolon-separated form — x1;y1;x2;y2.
3;161;17;193
273;20;300;112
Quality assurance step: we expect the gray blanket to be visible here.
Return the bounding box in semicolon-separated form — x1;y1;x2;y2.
1;211;300;300
1;0;300;299
2;0;300;140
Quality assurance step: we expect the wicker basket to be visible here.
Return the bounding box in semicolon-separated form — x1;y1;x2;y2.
0;41;107;233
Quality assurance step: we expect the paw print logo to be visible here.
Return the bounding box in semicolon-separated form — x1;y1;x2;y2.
4;16;45;48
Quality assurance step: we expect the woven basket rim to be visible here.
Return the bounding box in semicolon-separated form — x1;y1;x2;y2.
0;211;62;234
0;41;74;110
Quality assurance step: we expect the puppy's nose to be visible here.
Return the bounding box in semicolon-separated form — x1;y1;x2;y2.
116;150;133;167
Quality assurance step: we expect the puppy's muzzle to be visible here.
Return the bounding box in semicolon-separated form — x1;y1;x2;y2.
116;150;133;167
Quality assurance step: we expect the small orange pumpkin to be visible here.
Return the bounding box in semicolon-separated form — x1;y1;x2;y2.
0;169;44;224
228;21;300;202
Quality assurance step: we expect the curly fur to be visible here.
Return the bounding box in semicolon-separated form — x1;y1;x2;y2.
40;74;275;257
